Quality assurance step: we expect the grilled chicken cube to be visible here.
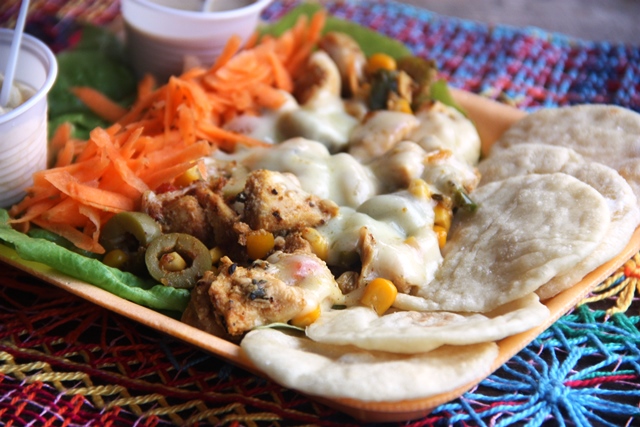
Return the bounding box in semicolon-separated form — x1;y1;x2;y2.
190;252;341;336
241;169;339;233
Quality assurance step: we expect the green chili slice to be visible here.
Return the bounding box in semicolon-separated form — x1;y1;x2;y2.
145;233;212;289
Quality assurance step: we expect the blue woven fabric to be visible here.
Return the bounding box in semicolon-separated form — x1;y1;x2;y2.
262;2;640;426
264;0;640;113
0;1;638;426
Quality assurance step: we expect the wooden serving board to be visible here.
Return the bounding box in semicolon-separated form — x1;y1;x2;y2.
2;90;638;422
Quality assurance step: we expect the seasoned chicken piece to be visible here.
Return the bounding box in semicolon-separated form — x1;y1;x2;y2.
241;169;339;233
273;232;314;255
421;149;481;197
409;101;482;166
370;141;429;190
368;141;480;207
181;279;236;341
201;252;342;336
348;110;420;162
293;50;341;105
191;183;253;261
318;31;366;96
141;184;214;247
279;51;359;152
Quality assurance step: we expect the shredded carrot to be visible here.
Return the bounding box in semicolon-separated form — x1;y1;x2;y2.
267;49;293;92
8;199;58;224
50;122;74;166
9;11;329;253
41;197;88;228
32;217;105;254
143;160;202;192
208;34;243;74
70;86;128;122
44;170;135;213
137;74;156;99
54;139;77;167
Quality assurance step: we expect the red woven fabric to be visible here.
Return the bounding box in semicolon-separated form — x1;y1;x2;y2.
1;1;640;426
0;262;359;426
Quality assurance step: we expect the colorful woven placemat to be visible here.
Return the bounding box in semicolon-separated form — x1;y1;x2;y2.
1;1;639;426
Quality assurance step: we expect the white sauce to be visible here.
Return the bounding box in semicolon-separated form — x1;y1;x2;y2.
208;77;481;303
266;251;343;313
228;138;379;208
0;75;35;114
409;103;481;166
348;110;420;162
223;92;298;144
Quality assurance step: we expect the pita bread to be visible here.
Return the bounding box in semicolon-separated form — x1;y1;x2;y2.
478;144;640;299
617;159;640;208
414;173;611;312
491;104;640;200
478;143;585;186
307;293;549;353
240;328;498;402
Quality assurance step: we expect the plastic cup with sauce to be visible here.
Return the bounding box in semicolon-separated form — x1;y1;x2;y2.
120;0;273;83
0;28;57;208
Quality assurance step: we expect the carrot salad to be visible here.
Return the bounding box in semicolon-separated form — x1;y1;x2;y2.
9;11;327;255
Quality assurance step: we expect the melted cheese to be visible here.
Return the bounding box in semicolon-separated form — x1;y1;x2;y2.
231;138;379;208
266;251;343;313
277;90;359;152
208;89;480;303
409;103;482;166
318;193;442;293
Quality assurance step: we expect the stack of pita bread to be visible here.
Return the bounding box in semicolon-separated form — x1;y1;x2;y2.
241;104;640;403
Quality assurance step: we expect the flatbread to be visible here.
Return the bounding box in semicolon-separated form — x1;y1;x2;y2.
618;159;640;208
491;104;640;200
307;293;549;353
478;144;640;299
414;173;611;312
240;328;498;402
478;143;585;186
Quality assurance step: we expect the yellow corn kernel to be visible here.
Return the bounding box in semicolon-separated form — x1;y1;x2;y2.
393;98;412;114
408;178;431;200
433;225;447;249
103;249;129;269
246;230;275;260
301;227;329;260
159;251;188;272
209;246;224;264
290;305;321;328
434;203;452;231
404;235;419;248
360;277;398;315
174;165;203;187
365;53;397;75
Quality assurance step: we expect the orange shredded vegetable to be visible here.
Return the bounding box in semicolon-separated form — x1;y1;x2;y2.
69;86;129;122
8;11;328;254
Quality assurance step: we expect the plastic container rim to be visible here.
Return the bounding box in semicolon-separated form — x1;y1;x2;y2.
0;28;57;125
123;0;273;21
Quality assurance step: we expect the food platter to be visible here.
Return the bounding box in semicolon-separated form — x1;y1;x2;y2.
2;88;639;423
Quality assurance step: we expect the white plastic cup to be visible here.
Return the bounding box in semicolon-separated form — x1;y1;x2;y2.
0;28;58;208
120;0;273;82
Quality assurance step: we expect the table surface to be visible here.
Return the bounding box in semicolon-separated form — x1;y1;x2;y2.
397;0;640;44
1;1;640;426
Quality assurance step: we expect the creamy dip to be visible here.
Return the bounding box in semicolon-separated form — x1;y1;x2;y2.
0;74;35;114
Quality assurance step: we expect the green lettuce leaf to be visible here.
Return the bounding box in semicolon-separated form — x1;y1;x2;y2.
260;3;412;58
48;26;137;138
48;111;110;140
0;210;190;314
430;79;467;116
